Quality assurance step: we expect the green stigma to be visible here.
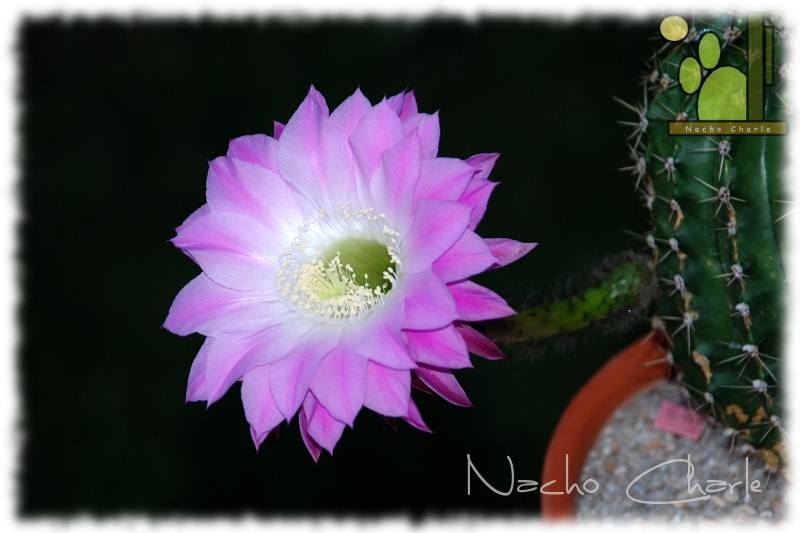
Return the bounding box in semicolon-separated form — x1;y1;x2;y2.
321;237;394;294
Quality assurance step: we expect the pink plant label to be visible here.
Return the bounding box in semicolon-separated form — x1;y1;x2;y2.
653;400;705;440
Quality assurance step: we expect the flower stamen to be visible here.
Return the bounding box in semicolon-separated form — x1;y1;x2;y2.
277;209;403;323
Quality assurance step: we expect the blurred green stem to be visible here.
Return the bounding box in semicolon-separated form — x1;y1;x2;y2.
476;256;655;344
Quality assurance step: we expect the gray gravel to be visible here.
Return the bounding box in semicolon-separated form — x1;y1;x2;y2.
576;380;787;523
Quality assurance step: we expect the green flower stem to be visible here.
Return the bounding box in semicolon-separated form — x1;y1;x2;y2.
476;257;655;344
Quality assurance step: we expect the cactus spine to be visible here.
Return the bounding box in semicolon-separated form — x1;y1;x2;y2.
620;14;788;468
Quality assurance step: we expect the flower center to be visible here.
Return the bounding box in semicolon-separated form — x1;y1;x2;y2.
317;237;394;297
277;204;402;324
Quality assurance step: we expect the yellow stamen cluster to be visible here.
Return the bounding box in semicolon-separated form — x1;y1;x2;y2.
277;206;403;324
278;252;396;322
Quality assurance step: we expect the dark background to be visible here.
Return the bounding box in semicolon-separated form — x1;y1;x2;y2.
20;18;659;516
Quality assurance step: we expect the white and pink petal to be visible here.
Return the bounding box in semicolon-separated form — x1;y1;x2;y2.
354;297;416;369
459;178;498;231
176;203;210;234
241;364;285;448
303;393;347;455
226;133;280;174
205;156;307;244
402;398;431;432
401;269;459;331
387;90;418;120
203;316;311;405
414;157;476;203
432;230;497;283
170;211;282;292
484;238;537;268
465;153;500;180
363;361;411;417
268;325;343;420
349;98;405;182
455;323;507;360
299;406;322;462
449;280;516;322
163;273;281;337
330;88;373;141
369;131;422;235
402;199;472;275
277;89;353;209
414;366;472;407
405;324;472;369
185;338;212;402
402;112;439;160
309;342;368;427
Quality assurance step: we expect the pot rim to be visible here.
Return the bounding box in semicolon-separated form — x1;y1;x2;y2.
540;331;672;520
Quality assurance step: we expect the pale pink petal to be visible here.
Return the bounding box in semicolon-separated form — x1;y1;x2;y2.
401;269;459;331
386;91;405;115
299;406;322;462
349;99;404;181
206;156;308;244
402;199;472;275
398;90;418;121
449;280;516;321
414;158;475;203
455;323;506;360
369;131;421;234
459;178;498;231
273;121;285;140
484;238;537;268
466;153;500;180
402;398;431;432
329;88;373;206
308;85;329;116
250;426;270;450
432;230;497;283
171;212;282;292
163;273;280;337
304;393;346;454
186;338;211;402
204;317;310;405
354;298;416;369
363;361;410;417
402;112;439;159
411;375;433;395
176;204;210;233
330;88;373;139
310;344;368;426
175;205;210;265
387;90;418;120
252;425;281;450
277;89;353;208
226;134;280;173
415;366;473;407
269;326;343;420
241;364;284;447
405;324;471;369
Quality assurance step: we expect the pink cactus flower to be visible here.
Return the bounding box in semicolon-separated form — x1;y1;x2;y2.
164;87;535;460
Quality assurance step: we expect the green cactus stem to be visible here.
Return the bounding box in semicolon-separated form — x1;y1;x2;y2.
617;13;788;468
478;255;656;344
478;14;788;470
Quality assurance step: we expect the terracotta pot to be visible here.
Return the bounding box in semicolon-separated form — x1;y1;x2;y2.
540;331;672;521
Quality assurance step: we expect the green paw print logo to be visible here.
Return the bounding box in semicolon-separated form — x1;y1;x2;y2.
661;16;746;120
